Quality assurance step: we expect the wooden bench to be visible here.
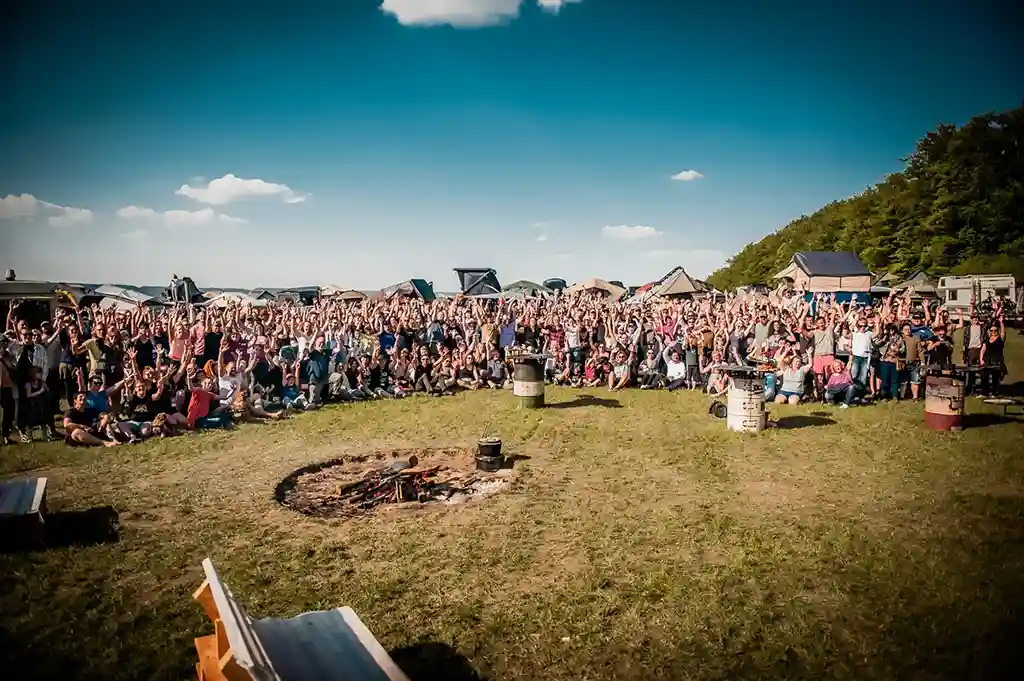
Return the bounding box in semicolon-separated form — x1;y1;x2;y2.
192;558;410;681
983;398;1024;416
0;477;48;547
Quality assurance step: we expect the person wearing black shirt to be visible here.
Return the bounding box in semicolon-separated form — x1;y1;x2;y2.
133;323;156;369
63;392;115;447
393;326;414;353
203;321;224;366
925;326;954;367
151;321;170;358
979;316;1007;396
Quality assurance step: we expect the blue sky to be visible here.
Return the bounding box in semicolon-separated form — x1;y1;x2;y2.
1;0;1020;290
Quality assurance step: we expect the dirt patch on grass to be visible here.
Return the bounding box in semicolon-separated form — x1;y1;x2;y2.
276;446;520;519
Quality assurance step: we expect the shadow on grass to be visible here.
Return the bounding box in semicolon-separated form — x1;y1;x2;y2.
501;454;531;470
544;394;623;410
998;380;1024;397
837;492;1024;680
963;412;1021;428
0;506;119;554
391;642;488;681
772;415;836;429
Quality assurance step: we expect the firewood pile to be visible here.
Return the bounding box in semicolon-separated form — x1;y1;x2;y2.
340;465;483;510
281;462;491;518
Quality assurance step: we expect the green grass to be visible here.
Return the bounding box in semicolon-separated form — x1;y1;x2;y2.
3;336;1024;681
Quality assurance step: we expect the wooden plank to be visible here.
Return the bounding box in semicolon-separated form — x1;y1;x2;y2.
200;558;278;681
193;580;220;623
29;477;47;516
195;635;226;681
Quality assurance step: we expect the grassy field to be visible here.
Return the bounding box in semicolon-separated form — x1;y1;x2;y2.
3;337;1024;681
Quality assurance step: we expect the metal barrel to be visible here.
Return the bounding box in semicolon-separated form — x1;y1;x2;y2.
924;375;964;431
512;357;545;409
727;376;766;433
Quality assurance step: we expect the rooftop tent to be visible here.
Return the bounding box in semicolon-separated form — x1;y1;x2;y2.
653;268;706;297
893;270;939;296
773;251;871;293
503;280;551;296
276;286;321;305
543;278;567;291
566;277;626;299
319;284;349;298
166;276;205;304
204;292;268;308
91;284;160;306
379;278;436;302
453;268;502;296
336;290;368;302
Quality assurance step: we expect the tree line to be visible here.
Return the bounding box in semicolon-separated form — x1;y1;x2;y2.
706;105;1024;291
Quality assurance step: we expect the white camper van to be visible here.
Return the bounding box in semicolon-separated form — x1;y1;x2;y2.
936;274;1016;311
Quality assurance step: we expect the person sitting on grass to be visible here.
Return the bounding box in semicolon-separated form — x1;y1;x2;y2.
824;358;857;408
608;349;632;392
663;345;688;392
637;347;665;389
701;350;728;396
482;349;510;389
63;391;117;447
186;373;232;429
775;354;811;405
455;354;481;391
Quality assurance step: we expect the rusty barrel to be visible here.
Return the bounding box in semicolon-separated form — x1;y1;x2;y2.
512;357;545;409
924;375;964;431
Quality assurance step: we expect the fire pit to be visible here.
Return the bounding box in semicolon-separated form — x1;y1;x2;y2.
275;446;518;519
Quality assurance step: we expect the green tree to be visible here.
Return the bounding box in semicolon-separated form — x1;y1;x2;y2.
707;105;1024;291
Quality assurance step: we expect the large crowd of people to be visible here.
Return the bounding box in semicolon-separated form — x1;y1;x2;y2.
0;282;1011;447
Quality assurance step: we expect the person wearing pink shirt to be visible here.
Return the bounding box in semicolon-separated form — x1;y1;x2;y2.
824;358;857;408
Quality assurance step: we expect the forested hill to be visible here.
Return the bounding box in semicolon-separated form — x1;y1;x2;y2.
706;105;1024;291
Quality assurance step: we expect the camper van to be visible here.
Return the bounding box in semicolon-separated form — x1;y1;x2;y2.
937;274;1016;311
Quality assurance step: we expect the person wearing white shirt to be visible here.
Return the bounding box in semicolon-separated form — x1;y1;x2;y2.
663;344;688;391
850;316;877;388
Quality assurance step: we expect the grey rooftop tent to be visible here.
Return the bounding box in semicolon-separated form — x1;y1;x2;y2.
503;280;551;296
454;268;502;296
379;279;436;302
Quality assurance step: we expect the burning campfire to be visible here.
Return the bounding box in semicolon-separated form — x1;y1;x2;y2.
276;447;516;518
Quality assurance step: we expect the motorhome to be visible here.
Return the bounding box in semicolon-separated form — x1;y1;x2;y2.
936;274;1016;311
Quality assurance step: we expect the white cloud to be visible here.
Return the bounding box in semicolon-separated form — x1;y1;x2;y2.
536;0;583;12
49;206;93;227
380;0;582;27
0;193;41;218
602;225;663;241
175;173;308;205
116;205;159;220
536;234;548;242
122;229;150;241
117;204;247;228
671;169;704;182
1;193;93;226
